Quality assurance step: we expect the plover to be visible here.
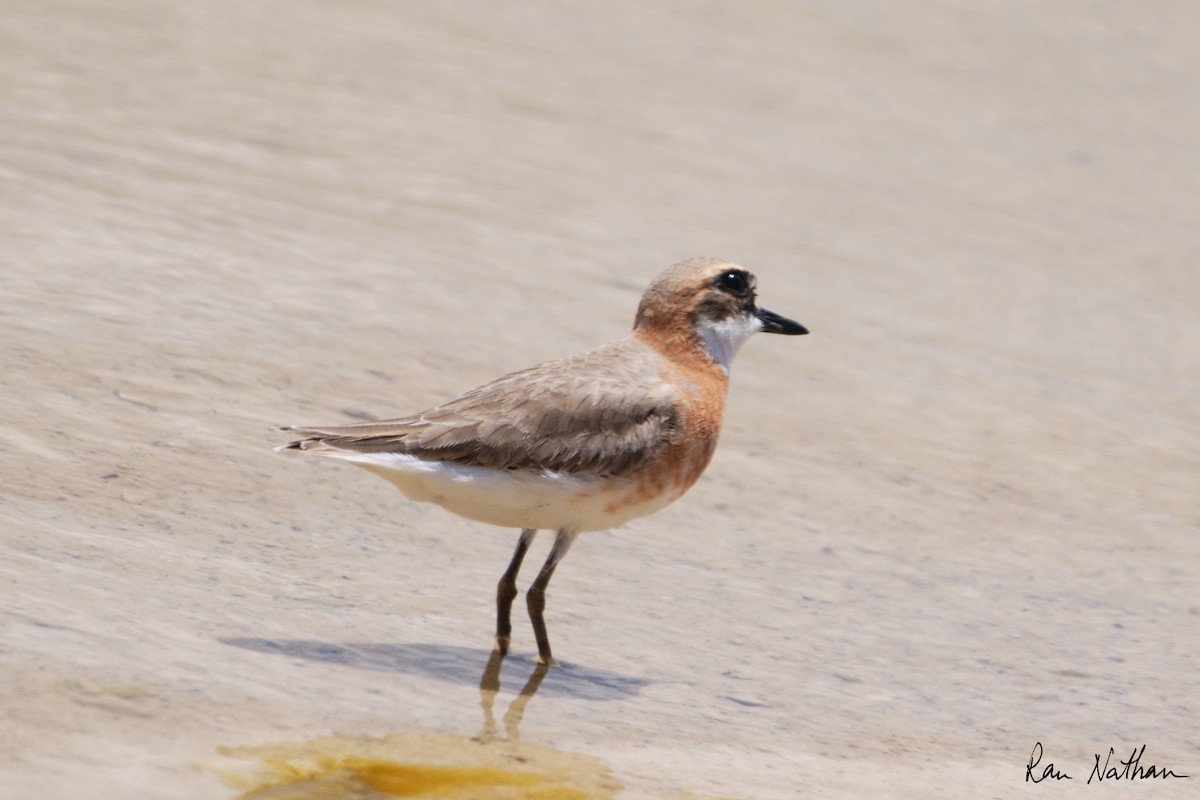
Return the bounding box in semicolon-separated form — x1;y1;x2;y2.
279;257;806;664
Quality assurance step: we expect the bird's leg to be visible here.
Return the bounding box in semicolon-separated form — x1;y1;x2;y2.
495;528;537;655
526;528;580;665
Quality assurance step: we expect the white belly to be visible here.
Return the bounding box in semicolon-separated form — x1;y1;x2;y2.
328;451;684;532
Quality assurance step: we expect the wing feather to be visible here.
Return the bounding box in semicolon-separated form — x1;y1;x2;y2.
282;339;680;478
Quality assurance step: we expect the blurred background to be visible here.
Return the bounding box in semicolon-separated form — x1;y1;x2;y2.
2;2;1197;798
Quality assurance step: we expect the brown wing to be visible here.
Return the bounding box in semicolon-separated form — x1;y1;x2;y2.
282;339;680;478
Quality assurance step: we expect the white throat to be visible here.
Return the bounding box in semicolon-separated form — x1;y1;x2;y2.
695;314;762;373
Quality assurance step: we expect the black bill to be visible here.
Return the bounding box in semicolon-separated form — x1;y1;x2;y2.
757;307;808;335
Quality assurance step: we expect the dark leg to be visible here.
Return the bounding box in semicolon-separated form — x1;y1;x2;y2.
526;528;579;665
495;528;537;655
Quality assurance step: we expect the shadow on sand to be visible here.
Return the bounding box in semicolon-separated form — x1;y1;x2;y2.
218;638;651;702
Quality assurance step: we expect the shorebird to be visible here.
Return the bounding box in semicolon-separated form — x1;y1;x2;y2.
279;257;806;664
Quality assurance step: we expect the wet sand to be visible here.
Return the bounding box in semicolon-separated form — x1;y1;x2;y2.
3;1;1198;797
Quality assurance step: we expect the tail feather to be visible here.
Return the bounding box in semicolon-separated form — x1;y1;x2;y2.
276;427;335;454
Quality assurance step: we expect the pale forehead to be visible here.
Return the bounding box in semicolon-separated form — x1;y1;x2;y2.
648;257;756;292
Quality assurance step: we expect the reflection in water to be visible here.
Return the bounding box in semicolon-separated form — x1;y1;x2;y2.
477;648;550;742
216;643;641;798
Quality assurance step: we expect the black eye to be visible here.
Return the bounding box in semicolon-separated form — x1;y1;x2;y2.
717;270;748;295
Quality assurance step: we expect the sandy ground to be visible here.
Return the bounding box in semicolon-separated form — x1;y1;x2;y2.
2;1;1198;798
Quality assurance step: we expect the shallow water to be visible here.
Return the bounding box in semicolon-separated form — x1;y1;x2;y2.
222;732;619;800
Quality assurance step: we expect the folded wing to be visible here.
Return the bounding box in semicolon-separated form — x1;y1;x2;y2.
282;341;680;479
